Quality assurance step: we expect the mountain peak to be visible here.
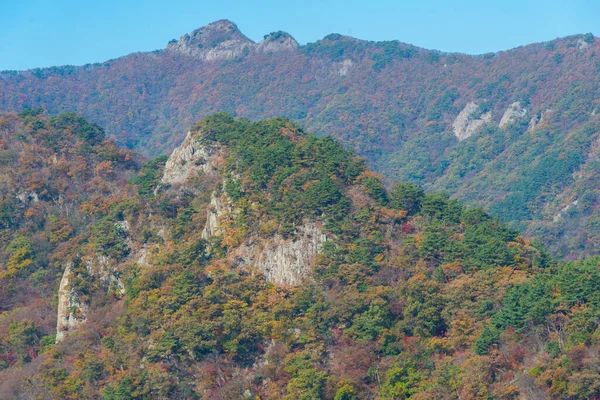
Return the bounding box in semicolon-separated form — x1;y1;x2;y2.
166;19;255;61
167;21;298;61
256;31;299;54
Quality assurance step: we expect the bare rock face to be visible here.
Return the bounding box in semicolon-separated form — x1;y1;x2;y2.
162;131;217;185
16;191;39;204
499;102;528;128
452;102;493;141
56;263;88;343
166;20;255;61
230;222;327;285
200;190;326;285
201;190;231;239
251;223;326;285
255;32;299;54
337;59;354;76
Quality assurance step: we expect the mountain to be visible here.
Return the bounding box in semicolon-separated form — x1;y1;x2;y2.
2;112;600;399
0;21;599;258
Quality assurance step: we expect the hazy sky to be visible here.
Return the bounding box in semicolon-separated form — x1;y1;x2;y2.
1;0;599;70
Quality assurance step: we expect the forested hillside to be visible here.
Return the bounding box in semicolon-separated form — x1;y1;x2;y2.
1;21;599;257
2;112;600;399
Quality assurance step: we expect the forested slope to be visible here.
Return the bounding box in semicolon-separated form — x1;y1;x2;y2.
1;112;600;399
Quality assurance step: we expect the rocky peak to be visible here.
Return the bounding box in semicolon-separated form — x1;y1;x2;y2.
166;19;255;61
161;130;219;185
255;31;299;54
167;20;299;61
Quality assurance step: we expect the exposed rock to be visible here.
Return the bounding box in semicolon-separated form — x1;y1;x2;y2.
452;102;493;141
528;115;539;131
499;102;528;128
162;131;217;185
231;222;327;285
553;199;579;222
201;190;231;239
16;191;39;204
167;20;300;61
528;109;552;132
56;263;88;343
85;255;126;296
166;20;255;61
255;32;299;54
56;243;134;342
577;39;590;50
337;59;354;76
199;190;326;285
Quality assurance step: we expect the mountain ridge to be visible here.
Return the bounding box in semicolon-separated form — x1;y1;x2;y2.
1;19;595;74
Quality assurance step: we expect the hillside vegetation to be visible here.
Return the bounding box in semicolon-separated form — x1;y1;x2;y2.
1;113;600;399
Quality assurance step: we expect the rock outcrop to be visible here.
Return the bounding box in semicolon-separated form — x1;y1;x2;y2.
200;188;326;285
56;263;88;343
162;131;217;185
55;222;134;342
166;20;255;61
528;109;553;132
577;39;590;50
166;20;299;61
452;102;493;141
337;59;354;76
16;191;39;204
255;32;298;54
201;190;231;239
499;102;528;128
233;222;327;285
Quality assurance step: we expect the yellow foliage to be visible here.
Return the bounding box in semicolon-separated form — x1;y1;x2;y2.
4;247;33;278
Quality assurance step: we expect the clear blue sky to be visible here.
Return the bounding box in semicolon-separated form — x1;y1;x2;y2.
1;0;598;70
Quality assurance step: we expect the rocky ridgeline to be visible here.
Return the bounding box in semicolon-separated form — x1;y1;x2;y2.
166;20;299;61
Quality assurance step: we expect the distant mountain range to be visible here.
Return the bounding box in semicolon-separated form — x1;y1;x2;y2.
1;20;599;258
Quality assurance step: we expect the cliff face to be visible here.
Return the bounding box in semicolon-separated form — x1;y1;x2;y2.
197;189;327;285
55;263;87;343
161;130;218;185
55;229;131;342
452;102;493;141
231;222;327;285
201;190;230;240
